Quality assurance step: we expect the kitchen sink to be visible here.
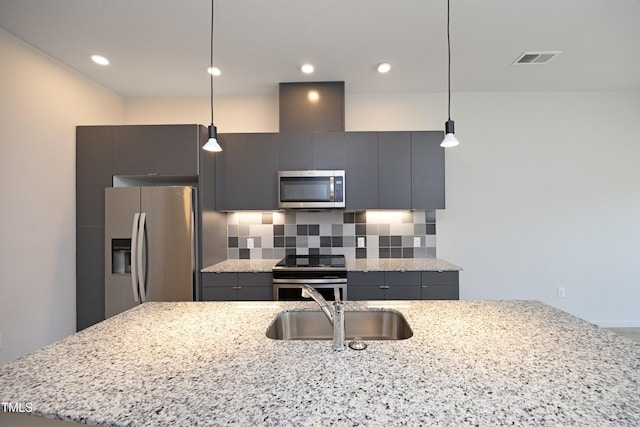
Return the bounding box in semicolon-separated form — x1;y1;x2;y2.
266;309;413;340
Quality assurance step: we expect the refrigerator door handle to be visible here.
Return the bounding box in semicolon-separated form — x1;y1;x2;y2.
137;212;147;303
130;213;140;303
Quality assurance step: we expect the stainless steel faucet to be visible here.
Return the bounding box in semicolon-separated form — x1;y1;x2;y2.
301;285;346;351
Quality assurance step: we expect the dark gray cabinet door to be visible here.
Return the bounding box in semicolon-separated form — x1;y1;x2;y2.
348;271;385;300
202;272;273;301
312;132;345;170
421;286;459;300
279;132;312;170
76;226;105;330
245;134;279;210
215;134;249;210
112;125;199;176
384;271;421;300
411;131;445;209
76;126;113;227
385;285;422;300
215;133;279;210
345;132;378;210
421;271;459;300
349;285;386;300
378;132;411;209
348;270;458;301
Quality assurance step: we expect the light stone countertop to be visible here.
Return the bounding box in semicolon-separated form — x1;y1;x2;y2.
201;259;282;273
1;300;639;426
202;258;462;273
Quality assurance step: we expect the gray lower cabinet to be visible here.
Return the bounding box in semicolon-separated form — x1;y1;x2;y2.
202;272;273;301
348;270;459;300
421;271;459;300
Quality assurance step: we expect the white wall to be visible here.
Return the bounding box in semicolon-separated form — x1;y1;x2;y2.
0;29;124;365
126;90;640;327
125;95;278;132
353;91;640;326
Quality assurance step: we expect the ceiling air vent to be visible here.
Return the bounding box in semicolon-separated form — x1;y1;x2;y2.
513;51;561;65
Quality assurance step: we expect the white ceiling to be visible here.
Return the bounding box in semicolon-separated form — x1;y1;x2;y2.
1;0;639;98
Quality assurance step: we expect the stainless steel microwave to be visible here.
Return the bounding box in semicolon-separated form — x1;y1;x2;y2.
278;170;345;209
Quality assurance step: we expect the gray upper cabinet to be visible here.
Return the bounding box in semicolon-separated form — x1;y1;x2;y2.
345;132;378;210
212;130;445;212
76;126;113;227
216;133;279;210
112;125;199;176
312;132;345;170
411;131;445;209
279;131;345;171
378;132;412;209
279;132;312;170
76;124;204;331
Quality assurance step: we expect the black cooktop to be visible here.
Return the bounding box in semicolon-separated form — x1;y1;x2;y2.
274;254;346;269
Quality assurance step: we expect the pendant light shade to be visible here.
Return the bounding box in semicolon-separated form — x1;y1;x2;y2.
203;124;222;152
203;0;222;152
441;119;459;148
441;0;460;148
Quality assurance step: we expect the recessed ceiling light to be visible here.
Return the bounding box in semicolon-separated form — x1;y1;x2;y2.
377;62;391;73
207;66;221;76
91;55;109;66
301;64;314;74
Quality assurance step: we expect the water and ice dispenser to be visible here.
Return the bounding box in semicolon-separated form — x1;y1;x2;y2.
111;238;132;274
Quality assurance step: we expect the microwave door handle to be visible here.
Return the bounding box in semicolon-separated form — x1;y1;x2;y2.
130;213;140;303
329;176;335;202
137;213;147;303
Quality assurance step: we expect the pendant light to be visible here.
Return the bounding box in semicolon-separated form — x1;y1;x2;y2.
441;0;460;148
203;0;222;152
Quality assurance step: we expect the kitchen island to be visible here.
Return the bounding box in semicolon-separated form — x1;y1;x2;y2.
1;300;639;426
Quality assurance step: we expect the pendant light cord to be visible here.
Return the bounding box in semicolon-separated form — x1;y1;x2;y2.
447;0;451;121
210;0;214;125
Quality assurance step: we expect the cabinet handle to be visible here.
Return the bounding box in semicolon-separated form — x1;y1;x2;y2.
232;286;242;290
421;285;428;288
379;285;390;289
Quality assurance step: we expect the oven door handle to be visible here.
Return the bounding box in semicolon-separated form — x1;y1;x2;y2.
272;278;347;284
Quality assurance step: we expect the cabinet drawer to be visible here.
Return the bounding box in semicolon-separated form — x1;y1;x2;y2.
384;271;421;286
421;285;459;300
348;271;385;287
237;286;273;301
202;286;237;301
202;272;237;287
348;286;385;300
238;272;272;287
421;271;459;287
386;285;421;300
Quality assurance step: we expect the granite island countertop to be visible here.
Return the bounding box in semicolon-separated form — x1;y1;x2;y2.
202;258;462;273
1;300;639;426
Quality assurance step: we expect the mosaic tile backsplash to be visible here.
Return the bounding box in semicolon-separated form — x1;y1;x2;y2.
226;210;436;260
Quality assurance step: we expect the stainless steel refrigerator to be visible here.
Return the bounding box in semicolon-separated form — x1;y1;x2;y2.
105;186;198;319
